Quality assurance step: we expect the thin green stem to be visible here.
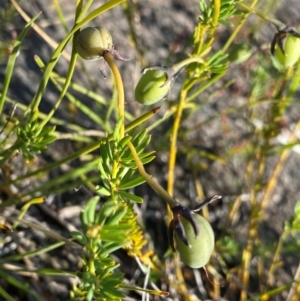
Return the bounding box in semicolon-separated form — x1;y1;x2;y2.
76;0;93;23
267;229;287;285
104;52;126;199
120;284;168;296
186;71;225;103
201;0;221;53
27;0;126;122
167;89;187;197
194;24;205;56
0;10;41;115
212;0;220;28
104;52;125;139
221;0;260;53
166;86;190;301
127;141;178;208
172;57;204;73
37;52;78;131
238;2;284;29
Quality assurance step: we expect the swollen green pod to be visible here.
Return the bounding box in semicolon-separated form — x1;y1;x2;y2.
228;43;253;64
75;26;113;60
274;34;300;68
135;70;172;105
175;213;214;268
271;27;300;70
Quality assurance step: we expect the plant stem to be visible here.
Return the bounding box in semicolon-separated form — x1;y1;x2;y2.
261;120;300;210
212;0;220;28
166;87;190;300
103;51;126;198
207;0;220;44
172;57;204;73
27;0;126;122
221;0;259;53
238;2;284;29
127;141;179;208
201;0;221;54
37;53;78;132
167;89;187;197
104;52;125;139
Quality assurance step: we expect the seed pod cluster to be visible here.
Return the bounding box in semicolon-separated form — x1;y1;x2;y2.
75;26;113;60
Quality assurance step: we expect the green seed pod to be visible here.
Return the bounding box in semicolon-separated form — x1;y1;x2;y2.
273;34;300;68
175;213;214;268
134;70;172;105
228;43;253;64
75;26;113;60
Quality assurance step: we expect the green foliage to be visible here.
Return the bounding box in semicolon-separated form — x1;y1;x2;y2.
16;110;56;161
96;128;153;200
68;120;157;299
70;195;128;300
198;0;244;26
218;0;244;22
284;201;300;232
216;235;240;262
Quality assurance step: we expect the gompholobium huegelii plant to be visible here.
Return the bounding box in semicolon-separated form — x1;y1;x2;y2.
74;0;249;292
6;0;296;300
127;142;222;272
71;21;223;299
44;2;300;300
71;25;170;300
70;124;167;300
